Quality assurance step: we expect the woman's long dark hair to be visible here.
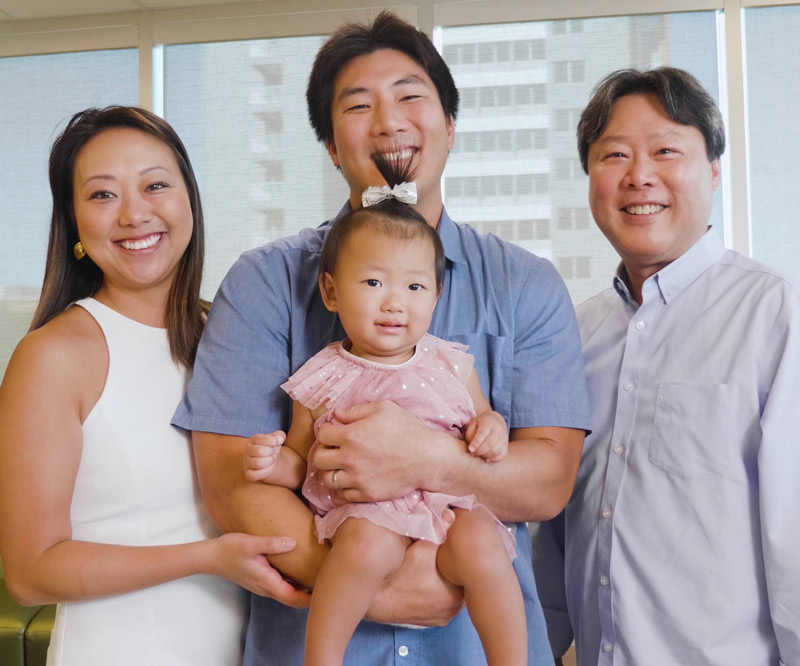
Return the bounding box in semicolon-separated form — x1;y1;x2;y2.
30;106;206;369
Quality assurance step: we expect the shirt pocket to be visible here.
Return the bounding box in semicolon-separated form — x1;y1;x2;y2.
648;382;731;479
446;333;513;425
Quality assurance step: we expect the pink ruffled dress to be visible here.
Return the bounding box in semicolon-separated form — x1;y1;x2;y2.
281;333;516;560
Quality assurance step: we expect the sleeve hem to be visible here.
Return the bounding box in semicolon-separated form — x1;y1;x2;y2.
172;409;277;439
509;409;592;432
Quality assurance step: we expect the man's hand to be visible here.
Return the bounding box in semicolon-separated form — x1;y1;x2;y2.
464;410;508;462
313;401;445;503
243;431;286;482
366;532;463;626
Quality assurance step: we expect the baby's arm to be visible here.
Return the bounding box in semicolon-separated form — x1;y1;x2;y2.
244;400;315;489
463;370;509;463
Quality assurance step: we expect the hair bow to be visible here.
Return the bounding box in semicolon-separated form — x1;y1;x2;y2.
361;182;418;207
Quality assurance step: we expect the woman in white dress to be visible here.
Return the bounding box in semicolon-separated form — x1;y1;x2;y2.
0;106;309;665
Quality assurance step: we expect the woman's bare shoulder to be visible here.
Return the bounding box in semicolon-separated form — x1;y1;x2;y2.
3;305;108;417
18;305;104;364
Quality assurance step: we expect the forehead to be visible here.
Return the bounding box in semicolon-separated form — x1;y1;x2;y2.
596;93;699;144
341;223;435;267
75;127;175;171
334;48;438;97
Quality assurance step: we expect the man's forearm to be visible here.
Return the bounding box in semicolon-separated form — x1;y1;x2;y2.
315;403;584;522
193;431;329;589
429;426;585;522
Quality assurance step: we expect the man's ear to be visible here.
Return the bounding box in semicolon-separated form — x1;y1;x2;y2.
326;139;340;168
710;157;721;191
445;115;455;151
319;272;338;312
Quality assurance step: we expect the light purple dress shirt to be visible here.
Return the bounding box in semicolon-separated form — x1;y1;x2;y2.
532;230;800;666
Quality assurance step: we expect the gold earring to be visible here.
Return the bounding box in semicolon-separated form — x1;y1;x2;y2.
73;241;86;260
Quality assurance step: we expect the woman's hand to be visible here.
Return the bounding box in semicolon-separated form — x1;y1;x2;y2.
210;533;310;608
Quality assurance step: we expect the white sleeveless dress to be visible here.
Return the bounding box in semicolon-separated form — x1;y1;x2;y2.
46;298;247;666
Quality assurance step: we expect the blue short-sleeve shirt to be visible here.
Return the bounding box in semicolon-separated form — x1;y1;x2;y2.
175;204;590;665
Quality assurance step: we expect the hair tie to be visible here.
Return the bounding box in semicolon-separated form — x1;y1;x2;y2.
361;182;418;207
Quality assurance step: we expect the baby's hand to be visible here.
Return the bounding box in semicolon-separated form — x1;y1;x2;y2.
244;431;287;482
464;411;508;463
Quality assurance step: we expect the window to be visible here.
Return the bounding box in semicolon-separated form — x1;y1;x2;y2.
514;83;546;105
445;174;549;200
513;39;546;61
460;87;477;108
471;219;550;241
480;87;496;106
256;63;283;85
555;158;583;181
262;208;285;234
744;5;800;276
163;37;349;299
0;49;138;377
456;84;547;114
555;108;582;131
557;207;591;230
441;12;720;304
553;60;585;83
558;256;592;280
453;129;546;154
446;42;478;65
258;111;283;133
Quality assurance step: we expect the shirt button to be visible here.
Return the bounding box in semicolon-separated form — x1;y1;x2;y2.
602;507;612;519
603;642;613;653
600;575;609;586
398;645;409;657
614;445;624;455
635;321;645;330
623;382;633;392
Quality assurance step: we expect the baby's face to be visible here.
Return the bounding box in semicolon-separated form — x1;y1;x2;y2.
321;226;439;365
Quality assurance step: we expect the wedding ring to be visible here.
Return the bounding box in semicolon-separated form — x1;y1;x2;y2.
332;469;340;489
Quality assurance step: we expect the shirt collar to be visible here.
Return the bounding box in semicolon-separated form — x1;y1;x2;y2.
612;228;727;307
329;201;465;266
436;206;466;266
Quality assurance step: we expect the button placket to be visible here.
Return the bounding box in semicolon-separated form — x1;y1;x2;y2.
598;303;657;666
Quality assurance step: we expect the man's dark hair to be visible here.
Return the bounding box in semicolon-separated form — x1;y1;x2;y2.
306;10;459;146
577;67;725;173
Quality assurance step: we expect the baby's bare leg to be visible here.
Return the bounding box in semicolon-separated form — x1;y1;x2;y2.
305;517;410;666
437;508;527;666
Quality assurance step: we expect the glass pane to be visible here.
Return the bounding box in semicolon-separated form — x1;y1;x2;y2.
163;37;349;300
441;12;721;304
744;5;800;276
0;49;138;377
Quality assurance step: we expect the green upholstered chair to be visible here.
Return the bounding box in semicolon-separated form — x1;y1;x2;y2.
0;562;54;666
0;577;42;666
26;605;55;666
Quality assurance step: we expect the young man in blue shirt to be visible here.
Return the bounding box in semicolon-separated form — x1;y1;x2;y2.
176;12;590;665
